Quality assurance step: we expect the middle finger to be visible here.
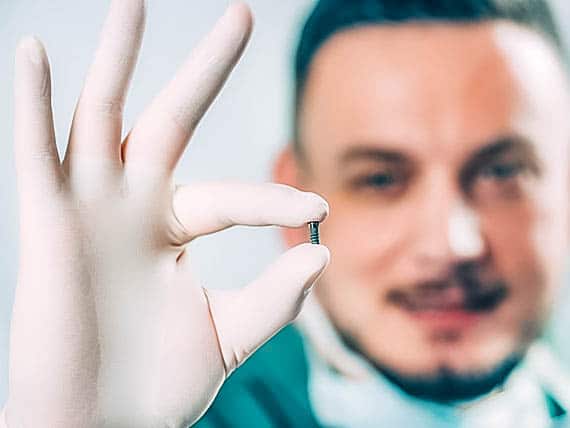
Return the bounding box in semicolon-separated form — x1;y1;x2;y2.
123;2;253;176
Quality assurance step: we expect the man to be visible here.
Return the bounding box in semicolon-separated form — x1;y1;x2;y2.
197;0;570;426
3;0;570;427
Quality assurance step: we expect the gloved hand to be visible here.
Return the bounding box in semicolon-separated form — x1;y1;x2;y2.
3;1;330;427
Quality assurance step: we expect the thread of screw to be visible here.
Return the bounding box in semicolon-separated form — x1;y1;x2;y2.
308;221;320;245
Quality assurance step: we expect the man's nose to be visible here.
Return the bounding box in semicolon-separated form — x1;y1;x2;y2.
414;186;486;269
448;202;485;260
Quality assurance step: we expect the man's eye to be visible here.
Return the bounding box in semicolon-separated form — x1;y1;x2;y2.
349;172;408;198
357;173;397;188
480;162;524;180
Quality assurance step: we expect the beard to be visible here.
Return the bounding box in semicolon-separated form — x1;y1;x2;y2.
340;330;524;403
372;353;522;403
327;258;547;403
367;262;524;402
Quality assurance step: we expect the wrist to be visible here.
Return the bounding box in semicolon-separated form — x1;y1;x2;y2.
0;405;7;428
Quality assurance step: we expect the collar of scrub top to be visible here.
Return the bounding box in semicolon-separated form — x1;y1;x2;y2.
295;294;570;420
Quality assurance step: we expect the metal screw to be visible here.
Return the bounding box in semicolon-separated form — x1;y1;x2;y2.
308;221;320;244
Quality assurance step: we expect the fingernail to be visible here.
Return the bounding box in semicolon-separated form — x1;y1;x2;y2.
305;192;329;221
21;36;44;66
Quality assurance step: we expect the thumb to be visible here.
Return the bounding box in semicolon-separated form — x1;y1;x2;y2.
204;243;330;376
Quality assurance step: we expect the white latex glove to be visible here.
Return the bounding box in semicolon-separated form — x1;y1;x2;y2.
3;1;330;427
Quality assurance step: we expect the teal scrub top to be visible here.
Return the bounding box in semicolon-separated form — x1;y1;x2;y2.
196;325;567;427
196;325;319;427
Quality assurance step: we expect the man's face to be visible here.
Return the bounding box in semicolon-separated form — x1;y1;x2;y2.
277;22;570;397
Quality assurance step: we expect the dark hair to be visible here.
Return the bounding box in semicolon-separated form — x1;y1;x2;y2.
292;0;566;154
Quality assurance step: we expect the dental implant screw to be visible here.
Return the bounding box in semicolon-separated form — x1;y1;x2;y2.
308;221;320;245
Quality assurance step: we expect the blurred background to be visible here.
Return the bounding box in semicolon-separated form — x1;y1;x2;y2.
0;0;568;404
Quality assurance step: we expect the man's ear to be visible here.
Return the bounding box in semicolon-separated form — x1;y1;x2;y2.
273;143;302;187
273;143;309;248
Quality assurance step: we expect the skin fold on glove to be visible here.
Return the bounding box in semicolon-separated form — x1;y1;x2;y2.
3;1;330;427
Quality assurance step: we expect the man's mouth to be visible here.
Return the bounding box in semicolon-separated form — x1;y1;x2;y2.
386;278;509;328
